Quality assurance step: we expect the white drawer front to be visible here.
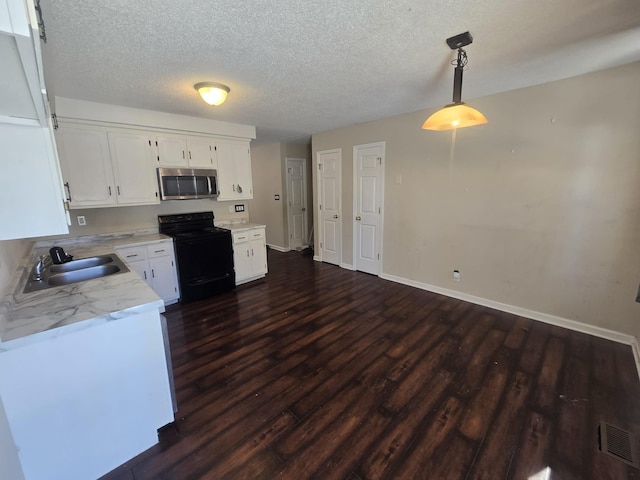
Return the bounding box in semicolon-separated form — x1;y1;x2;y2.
233;232;250;244
147;242;173;258
249;229;265;240
116;245;147;263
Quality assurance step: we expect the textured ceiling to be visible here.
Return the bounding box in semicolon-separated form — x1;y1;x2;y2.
40;0;640;144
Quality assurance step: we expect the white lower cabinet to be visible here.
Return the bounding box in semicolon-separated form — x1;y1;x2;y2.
232;227;267;285
115;240;180;305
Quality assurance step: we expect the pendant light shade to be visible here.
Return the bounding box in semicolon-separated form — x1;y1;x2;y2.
422;103;487;131
194;82;230;106
422;32;487;131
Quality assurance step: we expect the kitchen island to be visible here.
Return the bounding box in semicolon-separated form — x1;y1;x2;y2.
0;233;175;480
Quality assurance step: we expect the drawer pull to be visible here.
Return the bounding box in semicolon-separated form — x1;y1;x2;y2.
154;249;165;253
126;254;138;258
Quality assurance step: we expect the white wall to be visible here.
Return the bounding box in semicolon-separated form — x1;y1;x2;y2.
312;62;640;340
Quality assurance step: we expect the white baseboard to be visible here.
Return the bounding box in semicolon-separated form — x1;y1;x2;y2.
313;255;321;262
266;244;290;252
341;263;355;271
380;272;639;376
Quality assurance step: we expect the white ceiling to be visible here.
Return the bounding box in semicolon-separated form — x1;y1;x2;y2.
40;0;640;145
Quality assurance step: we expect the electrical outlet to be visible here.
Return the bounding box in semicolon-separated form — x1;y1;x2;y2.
234;204;245;212
228;205;234;213
453;270;460;282
77;216;86;226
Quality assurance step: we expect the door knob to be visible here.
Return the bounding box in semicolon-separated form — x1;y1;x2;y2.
356;216;362;221
333;215;339;219
302;208;306;212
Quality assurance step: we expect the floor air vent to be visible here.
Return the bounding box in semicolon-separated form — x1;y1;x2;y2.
599;422;639;468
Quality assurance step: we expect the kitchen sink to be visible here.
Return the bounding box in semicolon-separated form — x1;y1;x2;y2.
23;254;129;293
47;264;122;286
49;255;114;273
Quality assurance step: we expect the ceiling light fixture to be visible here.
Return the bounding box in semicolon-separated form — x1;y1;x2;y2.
422;32;487;131
194;82;230;106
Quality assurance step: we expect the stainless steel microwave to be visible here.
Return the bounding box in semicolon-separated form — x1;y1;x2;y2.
157;168;218;200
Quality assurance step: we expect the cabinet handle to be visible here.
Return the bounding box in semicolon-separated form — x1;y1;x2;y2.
246;250;249;257
117;186;121;195
126;254;138;258
154;249;165;254
253;233;260;237
232;184;236;192
189;151;192;160
238;236;246;240
182;150;185;159
108;186;112;196
251;248;254;256
237;184;243;193
143;270;147;280
151;269;155;278
64;182;72;202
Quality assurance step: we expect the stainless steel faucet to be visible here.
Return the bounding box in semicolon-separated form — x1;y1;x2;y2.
32;255;52;281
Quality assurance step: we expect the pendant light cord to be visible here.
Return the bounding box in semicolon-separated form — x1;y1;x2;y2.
453;48;468;69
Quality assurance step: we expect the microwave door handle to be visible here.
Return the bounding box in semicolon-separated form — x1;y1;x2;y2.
207;176;212;195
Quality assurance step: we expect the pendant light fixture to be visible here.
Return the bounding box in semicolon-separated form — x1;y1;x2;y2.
422;32;487;131
194;82;230;106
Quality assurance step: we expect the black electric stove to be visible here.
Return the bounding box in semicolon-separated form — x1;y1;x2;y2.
158;212;234;303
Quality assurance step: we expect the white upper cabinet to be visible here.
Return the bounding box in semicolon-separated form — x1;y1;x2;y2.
0;0;69;240
216;139;253;201
156;135;188;167
0;0;48;125
56;125;117;208
108;130;159;206
56;123;160;208
155;134;216;169
186;136;216;169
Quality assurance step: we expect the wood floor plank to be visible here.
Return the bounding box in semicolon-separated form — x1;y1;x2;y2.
466;370;533;479
99;250;640;480
458;347;514;441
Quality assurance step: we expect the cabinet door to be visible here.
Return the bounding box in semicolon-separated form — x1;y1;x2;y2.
149;256;179;302
235;143;253;199
250;238;267;276
0;123;69;240
156;135;187;167
56;125;117;208
187;137;215;169
233;241;252;283
128;260;151;286
215;141;236;200
108;130;159;205
217;140;252;200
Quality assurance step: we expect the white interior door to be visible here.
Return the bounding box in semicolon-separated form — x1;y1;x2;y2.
286;158;308;250
354;142;384;275
317;149;342;266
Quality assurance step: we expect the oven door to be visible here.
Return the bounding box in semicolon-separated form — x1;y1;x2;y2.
173;234;234;302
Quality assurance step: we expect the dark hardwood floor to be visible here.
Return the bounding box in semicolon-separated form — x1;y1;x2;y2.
102;249;640;479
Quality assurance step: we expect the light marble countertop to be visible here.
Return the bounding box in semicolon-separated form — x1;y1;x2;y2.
0;231;173;351
217;222;266;232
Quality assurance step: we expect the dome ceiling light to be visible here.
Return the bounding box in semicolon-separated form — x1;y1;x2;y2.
422;32;487;131
194;82;230;106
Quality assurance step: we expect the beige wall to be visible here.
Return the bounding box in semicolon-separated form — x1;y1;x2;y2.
249;142;312;249
312;62;640;339
47;200;249;239
0;239;33;296
248;142;286;247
